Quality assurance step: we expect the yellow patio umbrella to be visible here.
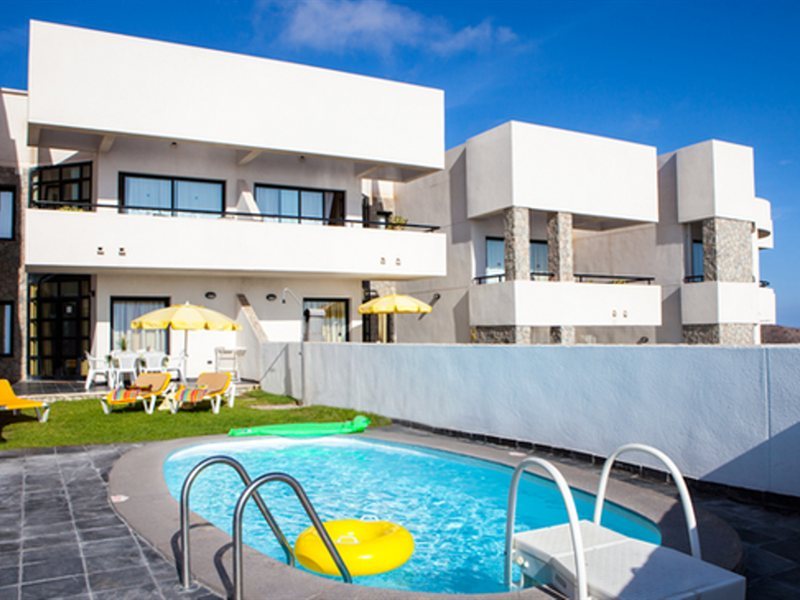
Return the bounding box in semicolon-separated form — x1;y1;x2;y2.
130;302;241;355
358;293;432;315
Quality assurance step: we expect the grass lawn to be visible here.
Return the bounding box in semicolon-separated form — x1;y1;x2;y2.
0;391;389;450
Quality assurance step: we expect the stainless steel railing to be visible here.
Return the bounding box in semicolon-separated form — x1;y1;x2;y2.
179;456;295;590
233;472;352;599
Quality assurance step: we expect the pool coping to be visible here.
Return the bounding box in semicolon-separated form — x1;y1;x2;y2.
108;426;743;599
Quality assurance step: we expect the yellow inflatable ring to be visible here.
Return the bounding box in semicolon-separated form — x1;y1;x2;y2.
295;519;414;577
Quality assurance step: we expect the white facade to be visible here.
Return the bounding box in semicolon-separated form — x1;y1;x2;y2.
1;22;447;381
466;121;658;223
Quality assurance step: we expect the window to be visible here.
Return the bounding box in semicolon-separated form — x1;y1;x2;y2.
303;298;349;342
530;241;549;278
0;187;14;240
30;163;92;209
111;297;170;352
0;302;12;356
688;222;704;281
485;238;549;280
254;185;345;225
120;174;224;217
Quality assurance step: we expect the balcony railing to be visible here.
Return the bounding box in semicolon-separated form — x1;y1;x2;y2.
574;273;655;285
28;200;440;232
683;275;769;288
473;271;554;285
473;271;655;285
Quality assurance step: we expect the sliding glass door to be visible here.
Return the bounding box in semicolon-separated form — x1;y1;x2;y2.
110;297;170;352
302;298;349;342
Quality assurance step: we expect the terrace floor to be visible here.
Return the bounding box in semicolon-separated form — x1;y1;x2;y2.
0;431;799;599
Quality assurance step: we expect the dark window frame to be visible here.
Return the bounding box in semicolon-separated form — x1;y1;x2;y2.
27;275;92;379
0;301;12;357
0;185;15;241
110;296;171;353
119;172;226;216
302;297;351;342
485;236;548;267
30;162;93;209
254;183;346;225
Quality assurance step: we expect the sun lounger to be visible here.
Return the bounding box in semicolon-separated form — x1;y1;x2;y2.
169;372;233;415
101;372;171;415
0;380;51;423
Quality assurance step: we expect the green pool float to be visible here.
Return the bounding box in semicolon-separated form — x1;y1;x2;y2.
229;415;371;438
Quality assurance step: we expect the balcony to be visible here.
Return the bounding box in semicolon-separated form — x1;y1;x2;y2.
681;281;761;325
758;285;777;325
25;207;446;279
754;197;773;249
469;277;661;328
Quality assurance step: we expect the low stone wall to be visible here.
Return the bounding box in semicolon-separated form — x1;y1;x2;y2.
260;342;800;497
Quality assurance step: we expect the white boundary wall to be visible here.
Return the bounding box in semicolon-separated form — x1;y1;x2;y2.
261;342;800;497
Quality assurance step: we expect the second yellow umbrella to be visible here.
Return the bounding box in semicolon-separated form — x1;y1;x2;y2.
357;294;432;315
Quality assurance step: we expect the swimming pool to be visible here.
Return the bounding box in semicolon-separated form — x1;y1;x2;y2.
164;437;661;594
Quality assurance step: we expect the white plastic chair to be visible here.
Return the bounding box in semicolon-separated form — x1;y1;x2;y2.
84;352;112;390
165;352;187;384
140;351;167;373
214;347;246;382
112;351;139;387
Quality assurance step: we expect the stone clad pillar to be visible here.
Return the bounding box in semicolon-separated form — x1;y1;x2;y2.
547;212;574;282
547;211;575;344
684;217;756;345
504;207;530;281
702;217;754;283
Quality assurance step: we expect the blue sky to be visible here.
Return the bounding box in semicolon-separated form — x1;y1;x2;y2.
2;1;799;324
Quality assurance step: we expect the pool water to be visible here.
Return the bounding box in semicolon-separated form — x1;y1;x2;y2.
164;437;661;594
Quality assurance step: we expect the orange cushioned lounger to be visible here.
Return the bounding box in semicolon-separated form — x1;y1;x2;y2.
101;372;171;416
0;379;51;423
169;372;233;415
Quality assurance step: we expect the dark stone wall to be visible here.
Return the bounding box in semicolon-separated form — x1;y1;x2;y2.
0;166;23;382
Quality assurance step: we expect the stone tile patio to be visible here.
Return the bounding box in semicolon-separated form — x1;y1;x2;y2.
1;438;799;598
0;444;219;600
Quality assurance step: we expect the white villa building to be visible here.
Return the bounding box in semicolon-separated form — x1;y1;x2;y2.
0;21;777;383
0;21;446;381
392;122;775;345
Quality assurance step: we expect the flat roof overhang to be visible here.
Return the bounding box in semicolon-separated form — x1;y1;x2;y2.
27;21;445;183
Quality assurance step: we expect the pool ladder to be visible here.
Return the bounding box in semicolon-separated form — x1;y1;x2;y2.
505;444;709;600
179;455;352;599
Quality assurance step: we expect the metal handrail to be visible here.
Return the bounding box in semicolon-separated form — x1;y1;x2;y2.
28;200;440;231
473;271;554;285
504;457;588;600
574;273;655;284
179;456;295;590
233;472;352;599
593;443;701;559
474;271;654;285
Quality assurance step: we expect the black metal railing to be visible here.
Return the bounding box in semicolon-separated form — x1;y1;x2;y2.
574;273;655;285
473;271;654;285
473;271;554;285
29;200;440;232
